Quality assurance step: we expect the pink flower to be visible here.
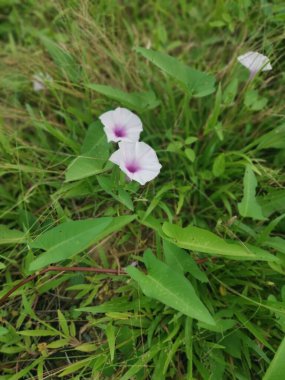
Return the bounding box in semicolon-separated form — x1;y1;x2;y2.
99;107;143;143
109;141;162;185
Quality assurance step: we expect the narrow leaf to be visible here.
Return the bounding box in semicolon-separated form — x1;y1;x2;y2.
41;37;81;82
105;323;116;361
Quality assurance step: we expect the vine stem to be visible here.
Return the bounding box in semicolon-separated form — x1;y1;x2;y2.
0;258;213;306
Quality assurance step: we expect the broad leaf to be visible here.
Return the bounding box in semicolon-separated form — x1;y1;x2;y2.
97;175;134;211
162;222;276;261
29;215;135;271
263;336;285;380
238;165;265;220
163;240;208;282
244;89;268;111
212;153;225;177
29;218;112;270
258;190;285;217
0;225;26;244
65;121;109;182
136;47;215;97
126;250;215;325
256;124;285;151
263;237;285;254
88;84;159;111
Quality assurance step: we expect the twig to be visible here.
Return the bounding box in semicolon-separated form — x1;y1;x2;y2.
0;266;126;306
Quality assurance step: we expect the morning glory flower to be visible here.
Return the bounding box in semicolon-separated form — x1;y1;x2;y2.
99;107;143;143
109;141;162;185
237;51;272;79
32;72;53;92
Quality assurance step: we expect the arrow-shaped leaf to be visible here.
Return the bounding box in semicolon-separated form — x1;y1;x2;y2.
126;250;215;325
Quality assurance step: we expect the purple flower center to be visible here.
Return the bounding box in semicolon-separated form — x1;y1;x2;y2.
114;125;126;138
126;161;140;174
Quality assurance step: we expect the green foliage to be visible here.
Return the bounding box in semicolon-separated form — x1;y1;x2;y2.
126;249;215;324
238;165;265;220
65;121;109;182
256;124;285;151
0;0;284;378
41;36;81;82
30;215;135;270
0;225;26;244
263;337;285;380
136;47;216;97
88;84;159;111
162;222;276;261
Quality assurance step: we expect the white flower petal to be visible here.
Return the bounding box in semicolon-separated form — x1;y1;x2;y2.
32;72;53;92
33;80;45;92
109;141;161;185
109;149;123;165
99;107;143;143
237;51;272;73
133;168;161;185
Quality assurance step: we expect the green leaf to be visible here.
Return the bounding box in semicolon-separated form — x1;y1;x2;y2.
162;222;276;261
47;339;70;349
120;343;162;380
163;240;208;282
205;84;222;133
57;309;70;336
41;37;81;82
212;153;225;177
244;89;268;111
10;358;43;380
258;190;285;217
263;237;285;254
77;295;151;314
30;215;135;271
58;357;92;377
223;78;238;105
185;148;196;162
18;330;59;337
65;122;109;182
256;124;285;151
238;165;265;220
263;336;285;380
136;47;215;97
0;326;9;336
88;84;159;111
0;225;26;244
126;250;215;324
29;217;113;271
105;323;116;361
98;176;134;211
